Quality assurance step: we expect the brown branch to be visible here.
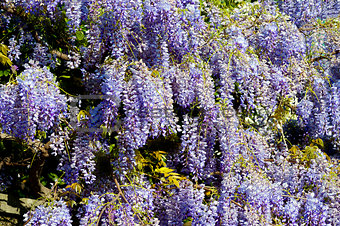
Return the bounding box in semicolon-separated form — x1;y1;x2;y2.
263;158;274;162
298;24;316;32
96;203;109;226
0;131;51;197
0;156;32;170
282;194;307;201
0;3;70;61
50;50;71;61
113;176;129;204
310;49;340;63
27;140;51;197
230;199;244;208
0;132;19;141
3;162;29;167
0;156;11;170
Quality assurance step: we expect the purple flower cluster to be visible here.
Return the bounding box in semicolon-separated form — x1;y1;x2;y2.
180;115;207;180
117;61;179;173
77;179;156;225
23;199;72;226
1;0;340;225
296;78;340;140
303;192;329;225
0;62;67;140
77;194;105;225
86;60;126;131
276;0;340;27
56;133;99;185
0;172;12;192
255;21;306;65
155;180;217;225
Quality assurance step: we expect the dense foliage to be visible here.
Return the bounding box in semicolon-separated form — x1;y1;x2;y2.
0;0;340;225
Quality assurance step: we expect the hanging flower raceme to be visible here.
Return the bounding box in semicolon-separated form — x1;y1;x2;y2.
0;61;67;140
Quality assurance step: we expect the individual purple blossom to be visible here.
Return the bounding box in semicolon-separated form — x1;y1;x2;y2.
66;50;81;69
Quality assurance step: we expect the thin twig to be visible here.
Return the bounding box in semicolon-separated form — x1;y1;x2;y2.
96;203;109;226
230;199;243;208
310;49;340;63
282;194;307;201
112;174;145;225
113;176;129;204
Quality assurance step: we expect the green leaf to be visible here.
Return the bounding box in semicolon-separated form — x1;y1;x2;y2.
109;144;115;153
48;173;58;181
4;70;10;77
74;183;82;193
66;182;82;194
0;71;3;77
76;30;85;41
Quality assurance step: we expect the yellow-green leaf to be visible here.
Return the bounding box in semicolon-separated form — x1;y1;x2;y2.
0;44;9;55
172;178;179;188
77;110;90;122
156;167;174;174
76;30;85;41
289;145;299;155
80;198;89;205
66;200;77;207
0;52;12;66
314;138;324;148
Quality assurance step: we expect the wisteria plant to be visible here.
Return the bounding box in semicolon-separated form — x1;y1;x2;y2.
0;0;340;225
